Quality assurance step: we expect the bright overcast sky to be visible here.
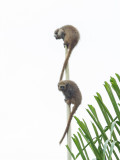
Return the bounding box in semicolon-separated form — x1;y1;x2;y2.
0;0;120;160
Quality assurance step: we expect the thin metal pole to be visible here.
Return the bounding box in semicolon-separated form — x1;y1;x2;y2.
65;46;71;160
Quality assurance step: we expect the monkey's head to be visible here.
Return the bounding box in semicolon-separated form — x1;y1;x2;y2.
58;81;69;92
54;28;65;40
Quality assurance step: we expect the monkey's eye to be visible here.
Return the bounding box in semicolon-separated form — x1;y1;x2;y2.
60;86;65;89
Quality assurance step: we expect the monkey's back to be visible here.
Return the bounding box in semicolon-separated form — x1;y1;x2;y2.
62;25;80;49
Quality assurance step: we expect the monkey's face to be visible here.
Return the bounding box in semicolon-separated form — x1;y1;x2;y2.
58;82;68;92
54;28;65;40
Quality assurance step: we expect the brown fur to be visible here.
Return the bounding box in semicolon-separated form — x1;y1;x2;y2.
54;25;80;81
58;80;82;144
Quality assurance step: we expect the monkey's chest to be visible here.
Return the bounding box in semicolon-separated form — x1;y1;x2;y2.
63;90;74;100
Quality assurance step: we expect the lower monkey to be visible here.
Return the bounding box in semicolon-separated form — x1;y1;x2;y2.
58;80;82;144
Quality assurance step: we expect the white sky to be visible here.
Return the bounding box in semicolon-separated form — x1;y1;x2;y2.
0;0;120;159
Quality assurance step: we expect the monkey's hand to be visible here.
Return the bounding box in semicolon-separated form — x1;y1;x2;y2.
63;42;69;48
65;99;71;105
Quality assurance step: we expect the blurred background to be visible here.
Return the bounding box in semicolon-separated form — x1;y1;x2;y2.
0;0;120;159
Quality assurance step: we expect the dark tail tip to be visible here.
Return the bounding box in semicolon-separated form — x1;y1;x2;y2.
59;139;62;144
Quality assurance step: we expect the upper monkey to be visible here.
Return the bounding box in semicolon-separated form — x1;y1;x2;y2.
58;80;82;144
54;25;80;81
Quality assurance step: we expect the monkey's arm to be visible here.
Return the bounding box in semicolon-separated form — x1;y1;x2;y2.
64;85;75;100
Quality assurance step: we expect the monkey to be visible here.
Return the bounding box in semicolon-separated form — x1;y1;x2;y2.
58;80;82;144
54;25;80;81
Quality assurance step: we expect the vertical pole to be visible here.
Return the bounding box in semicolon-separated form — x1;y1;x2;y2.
65;46;71;160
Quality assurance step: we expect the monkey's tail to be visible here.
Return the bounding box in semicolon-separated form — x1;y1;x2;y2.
59;48;72;81
59;106;76;144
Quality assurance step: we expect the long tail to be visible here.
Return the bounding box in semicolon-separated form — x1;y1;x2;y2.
59;105;77;144
59;48;72;81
